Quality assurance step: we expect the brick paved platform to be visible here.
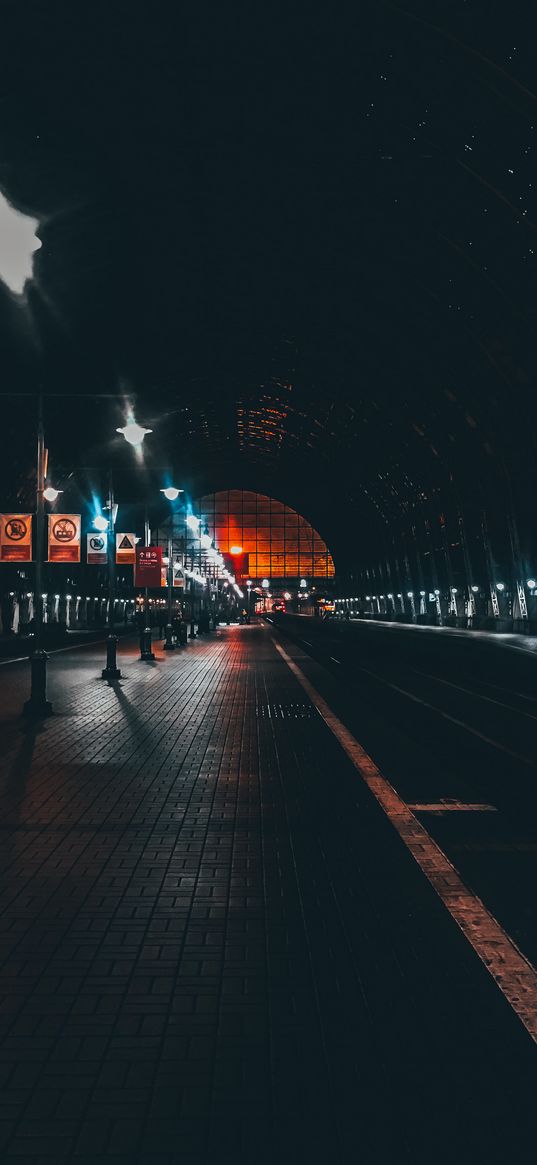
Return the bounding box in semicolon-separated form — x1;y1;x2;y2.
0;625;536;1163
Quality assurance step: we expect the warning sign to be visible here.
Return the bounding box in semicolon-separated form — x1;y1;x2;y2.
0;514;32;562
48;513;81;563
134;545;162;587
87;532;108;565
116;532;136;565
161;562;184;588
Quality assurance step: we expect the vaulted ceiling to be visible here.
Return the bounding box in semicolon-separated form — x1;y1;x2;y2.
1;3;536;572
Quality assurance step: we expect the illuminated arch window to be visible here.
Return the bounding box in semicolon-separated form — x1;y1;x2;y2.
197;490;335;581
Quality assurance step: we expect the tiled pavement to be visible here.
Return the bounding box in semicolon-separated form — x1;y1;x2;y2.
0;625;537;1164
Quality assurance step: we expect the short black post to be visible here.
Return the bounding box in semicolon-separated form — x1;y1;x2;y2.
102;633;121;680
24;649;53;718
163;623;175;650
140;625;155;661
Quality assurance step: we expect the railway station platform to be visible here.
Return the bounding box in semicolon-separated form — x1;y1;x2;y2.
0;624;536;1164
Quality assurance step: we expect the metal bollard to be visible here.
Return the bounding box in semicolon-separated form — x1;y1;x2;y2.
102;634;121;680
163;623;175;651
140;625;155;661
23;649;53;717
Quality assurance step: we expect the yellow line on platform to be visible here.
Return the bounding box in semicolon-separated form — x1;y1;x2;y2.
274;636;537;1046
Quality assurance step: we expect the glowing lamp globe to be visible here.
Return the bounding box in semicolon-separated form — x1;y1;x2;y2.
116;421;152;447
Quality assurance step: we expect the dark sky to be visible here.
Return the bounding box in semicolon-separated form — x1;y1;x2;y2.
0;2;536;567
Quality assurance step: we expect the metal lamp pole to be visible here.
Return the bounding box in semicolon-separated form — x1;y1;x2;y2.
188;528;197;639
163;523;175;650
101;471;121;679
140;504;155;660
24;394;53;717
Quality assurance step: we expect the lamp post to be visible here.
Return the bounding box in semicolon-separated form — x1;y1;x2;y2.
161;487;184;649
81;414;153;670
185;514;201;637
101;471;121;679
102;416;152;670
114;417;153;661
23;393;53;717
139;504;155;660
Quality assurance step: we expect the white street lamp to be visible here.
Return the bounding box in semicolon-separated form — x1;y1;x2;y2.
43;486;62;502
116;420;152;447
161;486;183;501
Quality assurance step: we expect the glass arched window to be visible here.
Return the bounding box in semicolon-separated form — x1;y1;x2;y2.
196;490;335;581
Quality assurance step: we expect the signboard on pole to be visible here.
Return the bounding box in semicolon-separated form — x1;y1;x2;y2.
48;514;81;563
87;532;108;565
116;532;136;565
135;545;162;587
0;514;32;562
159;563;184;588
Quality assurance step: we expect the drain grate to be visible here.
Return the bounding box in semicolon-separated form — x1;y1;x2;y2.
256;702;317;719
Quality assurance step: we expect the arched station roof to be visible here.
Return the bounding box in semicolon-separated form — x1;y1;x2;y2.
0;5;535;579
